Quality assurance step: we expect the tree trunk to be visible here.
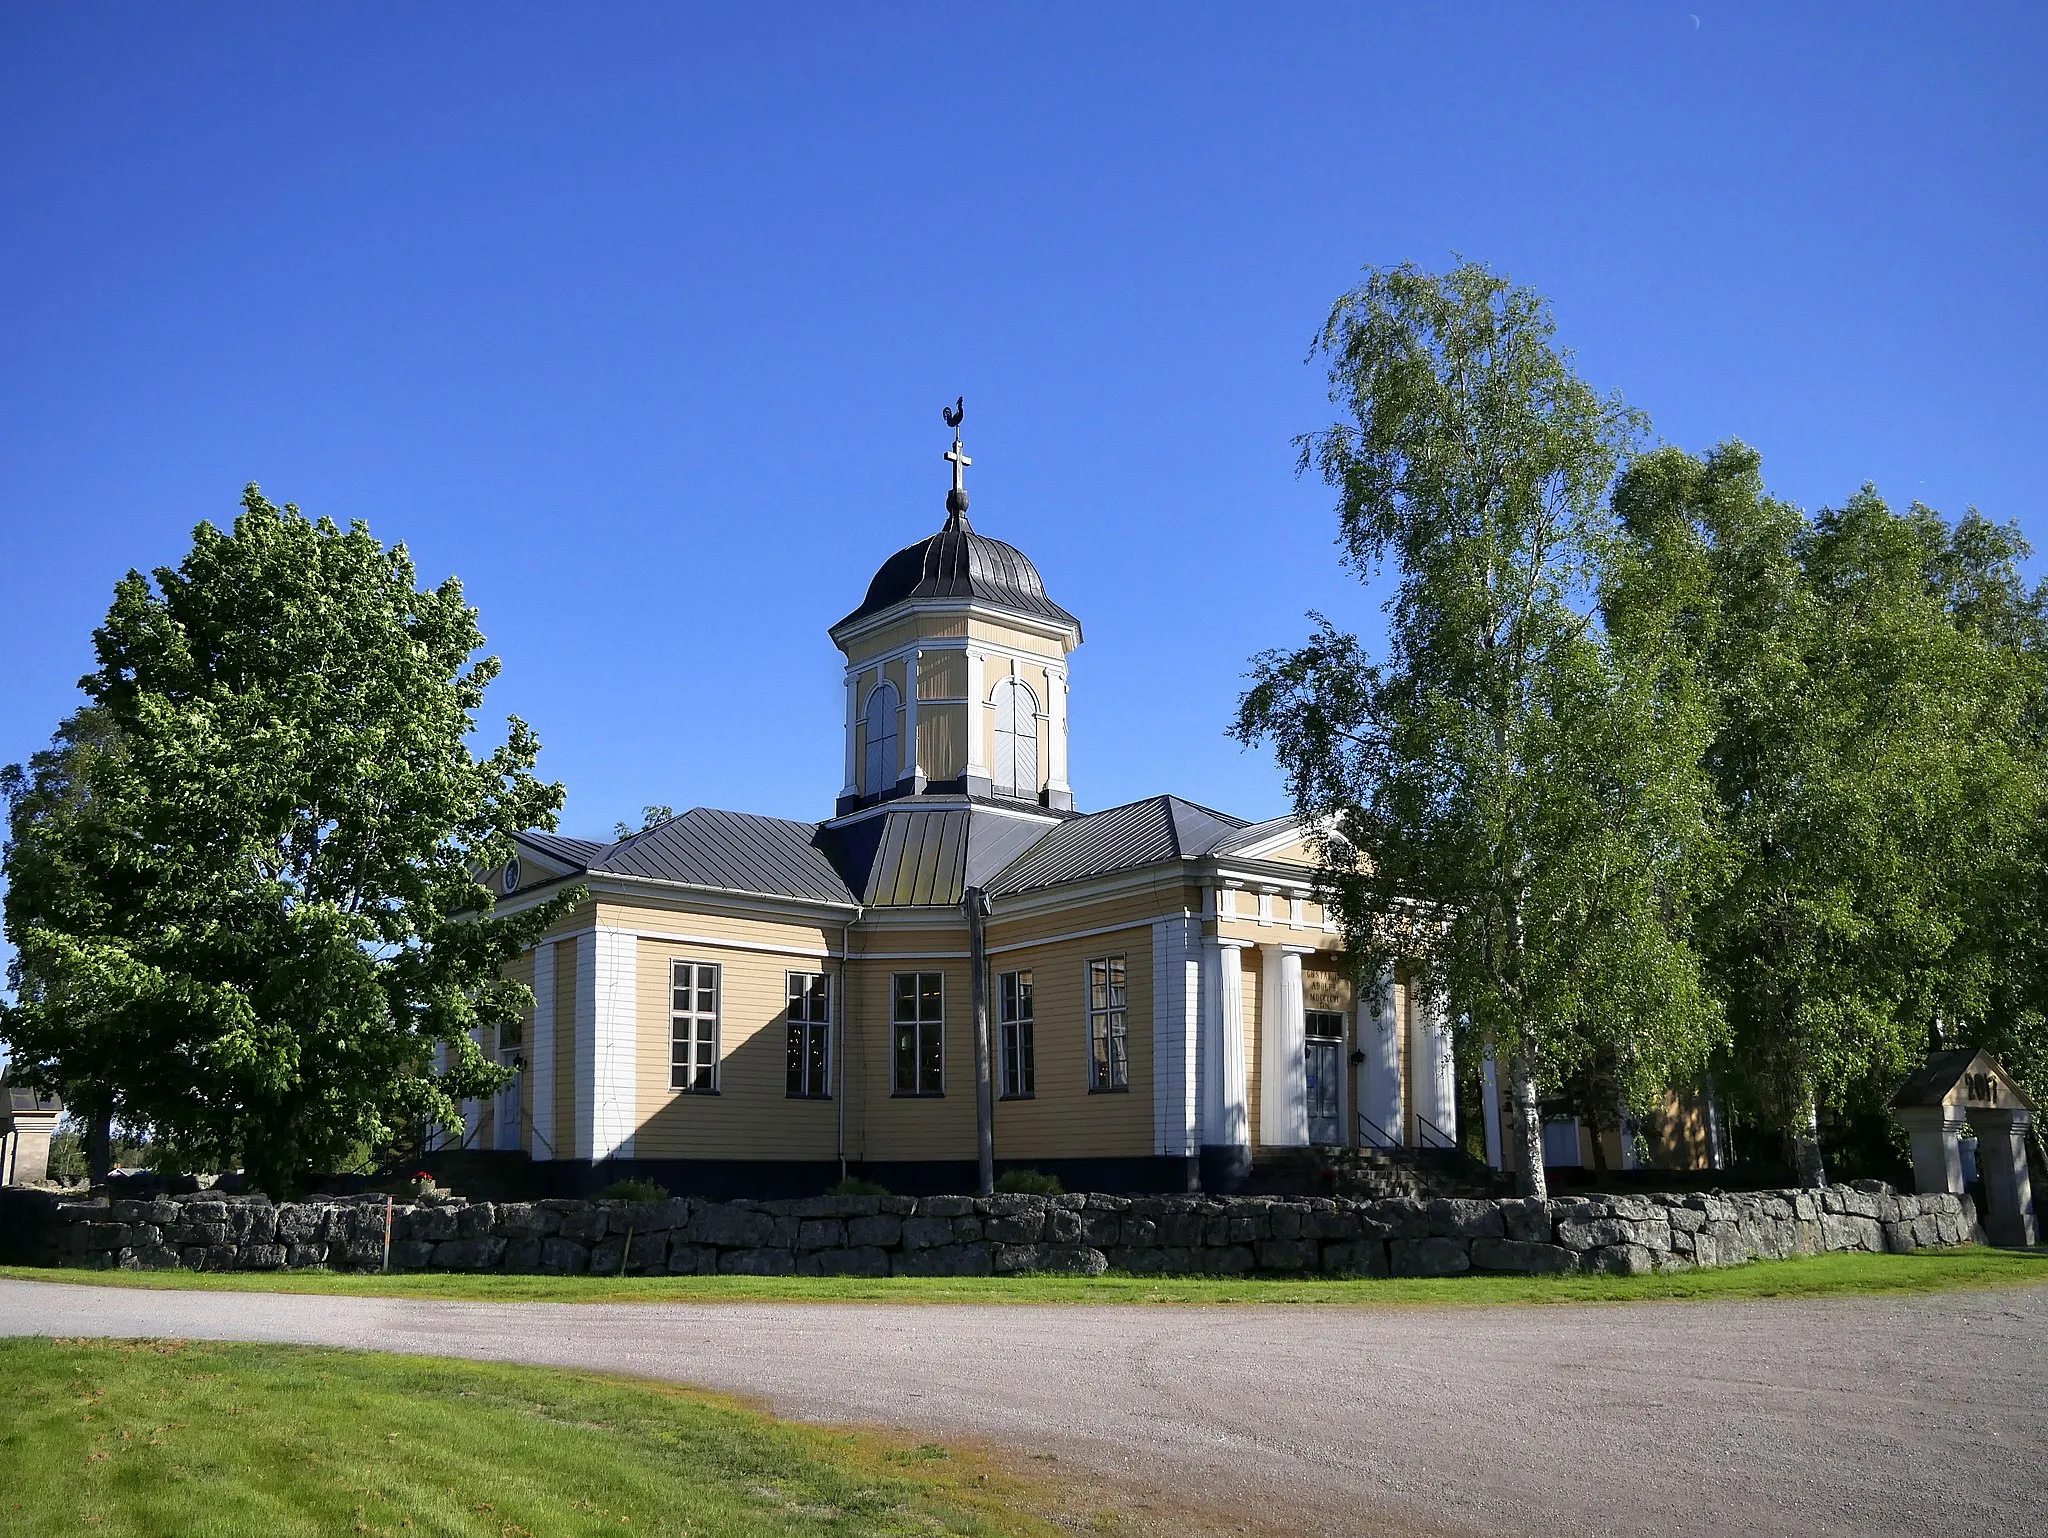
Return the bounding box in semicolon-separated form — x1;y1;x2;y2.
86;1107;113;1186
1510;1051;1547;1200
1792;1091;1828;1189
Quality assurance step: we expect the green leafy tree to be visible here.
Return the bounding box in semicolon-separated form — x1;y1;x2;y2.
0;486;579;1195
1612;446;2048;1182
613;805;675;839
0;703;129;1179
1237;262;1725;1198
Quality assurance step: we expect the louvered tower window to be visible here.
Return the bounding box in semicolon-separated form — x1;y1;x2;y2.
991;677;1038;799
864;681;900;794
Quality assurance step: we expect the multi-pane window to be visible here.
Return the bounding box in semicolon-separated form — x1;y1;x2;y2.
786;971;831;1099
670;960;720;1092
1304;1010;1345;1040
892;972;944;1096
1088;956;1128;1091
998;968;1035;1099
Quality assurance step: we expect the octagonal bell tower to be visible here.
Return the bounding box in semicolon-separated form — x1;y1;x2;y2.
830;410;1081;816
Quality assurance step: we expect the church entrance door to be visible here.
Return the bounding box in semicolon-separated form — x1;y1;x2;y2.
1304;1012;1344;1144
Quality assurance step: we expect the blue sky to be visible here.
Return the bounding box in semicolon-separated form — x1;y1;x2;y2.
2;4;2043;869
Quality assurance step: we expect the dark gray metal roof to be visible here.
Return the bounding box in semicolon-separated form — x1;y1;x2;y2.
826;803;1060;907
986;795;1249;896
599;809;858;904
834;508;1080;634
516;831;610;867
516;811;859;906
515;795;1276;908
1207;815;1298;857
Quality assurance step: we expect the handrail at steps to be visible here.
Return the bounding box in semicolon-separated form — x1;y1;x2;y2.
1357;1111;1400;1150
1412;1112;1457;1151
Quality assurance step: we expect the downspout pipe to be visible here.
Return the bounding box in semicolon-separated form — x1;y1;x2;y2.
837;912;857;1186
965;886;995;1197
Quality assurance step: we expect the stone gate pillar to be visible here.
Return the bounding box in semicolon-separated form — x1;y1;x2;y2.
1969;1108;2039;1248
1893;1103;1967;1197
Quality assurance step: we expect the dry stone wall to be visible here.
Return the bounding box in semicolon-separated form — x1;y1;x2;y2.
4;1181;1979;1279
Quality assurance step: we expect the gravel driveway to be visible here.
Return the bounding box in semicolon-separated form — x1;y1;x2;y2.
3;1277;2043;1537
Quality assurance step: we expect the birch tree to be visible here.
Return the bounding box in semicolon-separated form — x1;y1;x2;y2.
1237;262;1724;1199
1614;445;2048;1181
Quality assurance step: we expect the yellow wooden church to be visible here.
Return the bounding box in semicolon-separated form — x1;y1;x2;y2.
473;424;1702;1195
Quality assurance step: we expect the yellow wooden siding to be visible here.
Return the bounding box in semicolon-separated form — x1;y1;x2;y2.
631;937;840;1161
845;956;980;1161
989;884;1196;951
986;926;1155;1160
844;614;971;663
919;703;966;783
965;617;1067;657
603;902;837;956
850;923;970;960
919;650;966;700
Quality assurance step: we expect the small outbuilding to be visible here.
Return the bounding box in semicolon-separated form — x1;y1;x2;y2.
1891;1048;2037;1248
0;1069;63;1187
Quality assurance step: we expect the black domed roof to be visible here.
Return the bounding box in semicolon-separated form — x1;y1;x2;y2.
834;507;1080;634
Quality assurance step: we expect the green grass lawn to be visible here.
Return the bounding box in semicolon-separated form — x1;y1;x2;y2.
0;1337;1063;1538
6;1245;2043;1307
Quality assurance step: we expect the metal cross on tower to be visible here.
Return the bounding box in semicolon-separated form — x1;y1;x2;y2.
945;436;971;496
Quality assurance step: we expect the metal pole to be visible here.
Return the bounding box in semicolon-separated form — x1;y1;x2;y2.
837;916;856;1186
966;886;995;1196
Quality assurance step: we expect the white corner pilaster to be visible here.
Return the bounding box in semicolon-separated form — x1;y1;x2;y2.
1201;937;1250;1149
965;648;988;779
1258;943;1310;1148
902;649;921;786
1047;665;1071;799
1356;968;1400;1147
1152;916;1201;1158
841;669;860;799
530;941;556;1161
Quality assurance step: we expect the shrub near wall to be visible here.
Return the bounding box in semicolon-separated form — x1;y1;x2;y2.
3;1181;1980;1279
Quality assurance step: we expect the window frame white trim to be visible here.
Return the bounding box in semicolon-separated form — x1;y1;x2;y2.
863;679;902;794
890;969;947;1097
669;958;723;1094
1086;953;1131;1093
997;966;1036;1100
785;968;833;1100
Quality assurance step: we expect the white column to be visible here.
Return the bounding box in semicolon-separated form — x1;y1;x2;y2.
588;929;639;1162
1356;968;1401;1146
1409;984;1456;1144
1201;937;1250;1149
901;650;920;788
1259;944;1310;1147
1480;1050;1503;1170
965;648;988;782
1047;665;1071;800
1151;916;1201;1158
841;670;860;799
